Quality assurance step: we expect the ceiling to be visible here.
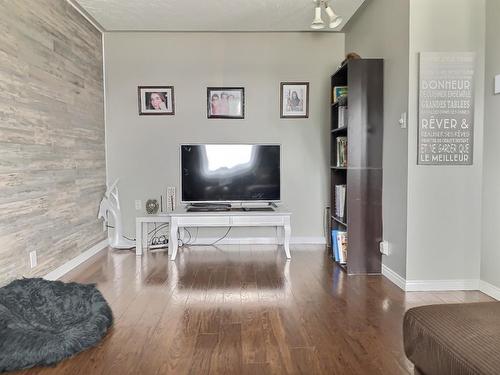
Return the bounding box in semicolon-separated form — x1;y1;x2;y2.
73;0;365;32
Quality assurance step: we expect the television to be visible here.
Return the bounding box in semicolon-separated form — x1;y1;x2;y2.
181;144;281;203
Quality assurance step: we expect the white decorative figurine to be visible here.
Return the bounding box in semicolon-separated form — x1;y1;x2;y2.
98;179;135;249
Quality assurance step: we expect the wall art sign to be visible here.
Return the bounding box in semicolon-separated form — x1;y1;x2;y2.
418;52;475;165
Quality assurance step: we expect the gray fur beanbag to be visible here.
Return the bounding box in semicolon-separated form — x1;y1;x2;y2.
0;278;113;372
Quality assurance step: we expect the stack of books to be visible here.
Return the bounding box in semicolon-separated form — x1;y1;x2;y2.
336;137;347;167
331;229;348;264
334;184;346;219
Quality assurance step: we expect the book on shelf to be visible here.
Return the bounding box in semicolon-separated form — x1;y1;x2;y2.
331;230;348;264
338;106;348;128
331;229;340;262
336;137;348;167
336;231;348;264
334;184;346;219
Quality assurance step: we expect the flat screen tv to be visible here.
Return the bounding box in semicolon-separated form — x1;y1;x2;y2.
181;144;281;203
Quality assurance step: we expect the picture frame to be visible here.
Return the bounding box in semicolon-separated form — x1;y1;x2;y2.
280;82;309;118
138;86;175;115
207;87;245;119
332;86;348;104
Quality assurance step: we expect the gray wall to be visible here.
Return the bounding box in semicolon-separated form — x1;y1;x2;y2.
103;32;345;241
406;0;485;281
0;0;106;285
481;0;500;288
343;0;410;278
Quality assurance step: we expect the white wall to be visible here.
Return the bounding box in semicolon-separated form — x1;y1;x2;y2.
481;0;500;288
406;0;485;281
103;32;345;241
344;0;410;278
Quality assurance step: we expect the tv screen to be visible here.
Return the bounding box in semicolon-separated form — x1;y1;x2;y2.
181;144;281;203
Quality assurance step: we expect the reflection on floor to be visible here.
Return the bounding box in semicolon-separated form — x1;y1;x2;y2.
16;245;493;375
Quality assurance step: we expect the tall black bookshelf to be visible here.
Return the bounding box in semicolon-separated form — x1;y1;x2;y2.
329;59;383;275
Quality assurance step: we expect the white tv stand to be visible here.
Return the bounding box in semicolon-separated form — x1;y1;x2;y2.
168;205;291;260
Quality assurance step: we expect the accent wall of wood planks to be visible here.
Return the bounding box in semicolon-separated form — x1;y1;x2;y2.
0;0;106;285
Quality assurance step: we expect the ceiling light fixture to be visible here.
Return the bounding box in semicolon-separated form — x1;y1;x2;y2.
324;3;343;29
310;0;343;30
310;1;325;30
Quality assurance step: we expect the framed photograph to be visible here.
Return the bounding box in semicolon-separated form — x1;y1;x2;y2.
138;86;175;115
207;87;244;119
280;82;309;118
332;86;348;104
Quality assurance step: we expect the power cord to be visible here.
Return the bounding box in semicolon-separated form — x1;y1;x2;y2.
106;225;136;241
181;228;192;245
148;223;169;236
190;227;199;244
106;223;170;247
149;222;169;247
179;227;200;246
209;227;232;245
187;227;232;246
109;223;229;248
151;235;168;246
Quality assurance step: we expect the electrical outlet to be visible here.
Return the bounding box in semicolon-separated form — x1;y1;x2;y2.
399;112;407;129
167;187;175;211
29;250;37;268
379;241;390;256
135;200;142;210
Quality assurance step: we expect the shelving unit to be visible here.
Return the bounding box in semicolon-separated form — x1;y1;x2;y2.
331;126;348;134
329;59;384;275
332;216;347;227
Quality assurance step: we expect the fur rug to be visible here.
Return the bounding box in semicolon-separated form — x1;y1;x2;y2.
0;278;113;372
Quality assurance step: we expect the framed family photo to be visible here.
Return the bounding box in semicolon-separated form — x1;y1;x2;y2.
138;86;175;115
280;82;309;118
207;87;245;119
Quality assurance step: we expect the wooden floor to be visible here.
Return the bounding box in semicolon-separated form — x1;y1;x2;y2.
16;245;493;375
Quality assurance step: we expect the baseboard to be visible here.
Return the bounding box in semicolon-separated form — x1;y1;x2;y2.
183;236;326;246
382;264;482;292
479;280;500;300
381;264;406;291
291;236;326;245
44;239;109;281
405;279;479;291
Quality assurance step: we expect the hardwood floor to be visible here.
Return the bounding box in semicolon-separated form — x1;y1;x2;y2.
15;245;493;375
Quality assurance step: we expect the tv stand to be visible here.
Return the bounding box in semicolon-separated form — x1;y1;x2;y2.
169;206;291;260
